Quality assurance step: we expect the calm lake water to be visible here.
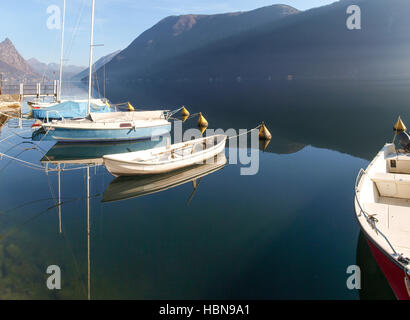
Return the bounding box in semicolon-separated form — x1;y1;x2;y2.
0;79;404;299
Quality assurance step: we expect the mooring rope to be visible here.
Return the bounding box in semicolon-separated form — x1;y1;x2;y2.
227;125;262;140
169;112;201;122
0;151;45;170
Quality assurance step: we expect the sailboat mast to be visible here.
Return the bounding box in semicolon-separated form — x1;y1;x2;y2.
86;166;91;300
58;0;66;101
58;163;62;234
87;0;95;115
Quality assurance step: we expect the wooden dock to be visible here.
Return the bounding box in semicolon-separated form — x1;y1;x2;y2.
0;80;59;101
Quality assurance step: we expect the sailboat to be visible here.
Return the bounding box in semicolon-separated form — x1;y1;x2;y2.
29;0;108;118
41;0;171;142
354;116;410;300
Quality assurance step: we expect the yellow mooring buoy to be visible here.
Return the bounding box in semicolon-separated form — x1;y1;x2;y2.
181;106;190;117
182;115;189;123
259;139;271;152
198;112;208;128
259;121;272;140
128;102;135;111
394;116;407;132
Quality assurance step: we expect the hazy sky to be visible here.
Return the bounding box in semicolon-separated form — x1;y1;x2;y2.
1;0;336;66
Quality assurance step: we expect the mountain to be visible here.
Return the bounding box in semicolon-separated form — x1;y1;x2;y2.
26;58;47;74
0;38;38;81
147;0;410;81
97;0;410;83
91;4;300;83
27;58;86;81
75;50;121;81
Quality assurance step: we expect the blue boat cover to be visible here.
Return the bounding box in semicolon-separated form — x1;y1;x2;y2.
32;100;111;119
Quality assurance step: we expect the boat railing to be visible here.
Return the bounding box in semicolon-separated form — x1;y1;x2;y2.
46;110;66;123
355;168;365;188
355;168;410;267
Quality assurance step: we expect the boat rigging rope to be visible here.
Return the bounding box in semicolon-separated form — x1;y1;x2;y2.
227;125;262;140
3;128;32;140
0;148;100;172
64;0;87;70
0;111;20;118
0;151;45;170
0;135;15;144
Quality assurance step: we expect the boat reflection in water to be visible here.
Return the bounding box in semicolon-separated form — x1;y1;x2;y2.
38;137;170;299
40;136;167;165
102;153;227;203
32;127;54;141
356;231;395;300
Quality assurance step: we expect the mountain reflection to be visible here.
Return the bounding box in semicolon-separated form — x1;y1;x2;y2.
104;79;409;160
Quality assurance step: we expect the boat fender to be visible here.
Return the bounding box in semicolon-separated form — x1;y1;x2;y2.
31;119;43;128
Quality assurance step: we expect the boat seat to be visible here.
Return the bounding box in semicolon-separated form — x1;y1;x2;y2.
386;153;410;174
371;172;410;199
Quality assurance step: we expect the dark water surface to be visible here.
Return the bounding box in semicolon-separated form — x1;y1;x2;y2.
0;79;401;299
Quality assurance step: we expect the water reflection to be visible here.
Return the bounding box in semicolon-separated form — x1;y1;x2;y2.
1;79;405;299
102;153;227;203
355;231;395;300
106;80;410;160
40;138;167;164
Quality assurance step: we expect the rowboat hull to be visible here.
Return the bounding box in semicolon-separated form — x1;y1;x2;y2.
45;123;171;143
103;135;227;176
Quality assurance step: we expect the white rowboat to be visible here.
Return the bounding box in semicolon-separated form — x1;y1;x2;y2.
102;154;227;202
355;143;410;299
103;134;227;176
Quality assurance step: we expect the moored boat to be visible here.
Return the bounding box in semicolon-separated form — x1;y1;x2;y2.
355;118;410;300
103;134;227;176
42;111;171;142
102;153;227;202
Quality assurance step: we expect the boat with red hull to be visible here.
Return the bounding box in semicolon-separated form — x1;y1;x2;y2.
365;237;410;299
355;119;410;300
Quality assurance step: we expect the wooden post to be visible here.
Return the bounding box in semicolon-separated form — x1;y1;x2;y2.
19;83;23;101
